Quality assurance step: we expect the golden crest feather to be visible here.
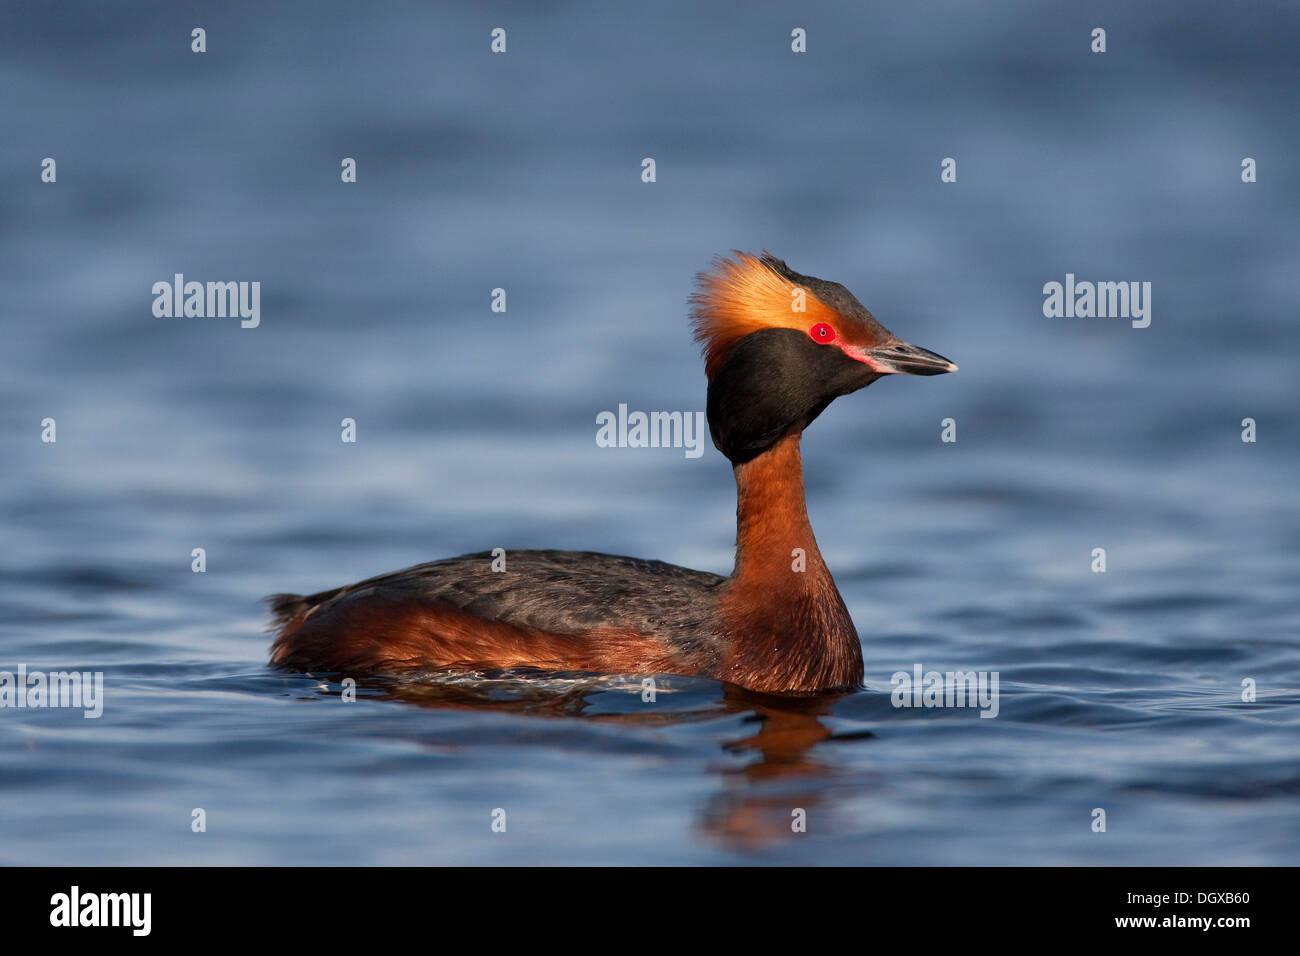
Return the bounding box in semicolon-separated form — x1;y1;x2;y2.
689;251;846;379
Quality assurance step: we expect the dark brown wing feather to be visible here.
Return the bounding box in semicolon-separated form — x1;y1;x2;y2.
268;550;729;673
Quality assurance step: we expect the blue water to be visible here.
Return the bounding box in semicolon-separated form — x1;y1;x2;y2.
2;0;1298;864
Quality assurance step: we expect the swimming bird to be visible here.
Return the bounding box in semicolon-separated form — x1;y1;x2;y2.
268;252;956;694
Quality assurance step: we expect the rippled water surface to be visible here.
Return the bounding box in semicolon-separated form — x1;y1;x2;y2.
2;1;1298;864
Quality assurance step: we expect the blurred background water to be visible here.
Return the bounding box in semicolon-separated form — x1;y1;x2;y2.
1;0;1297;864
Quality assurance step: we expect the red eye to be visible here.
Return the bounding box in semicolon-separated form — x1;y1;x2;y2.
809;323;836;344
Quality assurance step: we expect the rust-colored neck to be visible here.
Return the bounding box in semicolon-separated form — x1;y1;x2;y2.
717;434;863;693
731;434;826;585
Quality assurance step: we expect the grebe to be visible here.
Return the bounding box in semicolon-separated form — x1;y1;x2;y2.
268;252;956;694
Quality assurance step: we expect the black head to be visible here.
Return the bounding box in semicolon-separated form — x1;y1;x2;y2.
691;252;957;464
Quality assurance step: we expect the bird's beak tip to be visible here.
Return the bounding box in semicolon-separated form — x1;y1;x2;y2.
865;341;958;376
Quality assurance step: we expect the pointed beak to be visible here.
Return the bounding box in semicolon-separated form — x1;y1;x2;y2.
862;341;958;376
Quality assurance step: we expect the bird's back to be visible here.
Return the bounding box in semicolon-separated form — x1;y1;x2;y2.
268;550;729;674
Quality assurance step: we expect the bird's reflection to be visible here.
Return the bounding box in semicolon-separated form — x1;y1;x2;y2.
324;671;873;851
702;685;872;849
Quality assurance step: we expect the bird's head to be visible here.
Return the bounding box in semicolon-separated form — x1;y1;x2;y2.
690;251;957;464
